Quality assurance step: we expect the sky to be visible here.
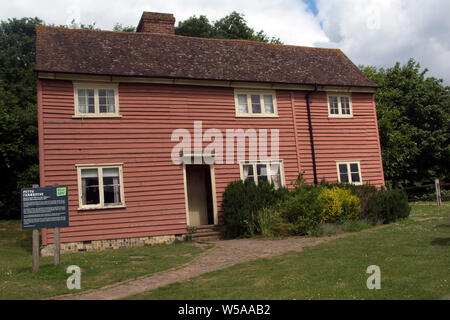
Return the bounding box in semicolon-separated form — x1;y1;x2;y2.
1;0;449;84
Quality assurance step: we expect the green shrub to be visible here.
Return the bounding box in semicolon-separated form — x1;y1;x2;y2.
366;189;411;224
221;180;288;238
318;187;360;222
345;184;379;218
254;206;283;237
320;181;379;219
280;185;324;235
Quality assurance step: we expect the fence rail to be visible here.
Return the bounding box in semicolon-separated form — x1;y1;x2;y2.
401;179;447;206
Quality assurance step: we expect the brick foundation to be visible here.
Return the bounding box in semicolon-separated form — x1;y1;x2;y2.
40;234;187;256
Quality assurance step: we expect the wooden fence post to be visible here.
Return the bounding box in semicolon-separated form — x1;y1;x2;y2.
435;179;442;206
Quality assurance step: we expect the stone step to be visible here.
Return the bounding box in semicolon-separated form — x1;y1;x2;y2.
189;225;222;241
193;235;221;242
194;224;220;230
190;225;221;232
194;228;221;234
190;231;221;238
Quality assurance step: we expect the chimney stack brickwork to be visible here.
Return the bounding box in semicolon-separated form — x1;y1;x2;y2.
136;12;175;34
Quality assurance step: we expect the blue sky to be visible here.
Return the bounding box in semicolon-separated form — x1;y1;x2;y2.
302;0;319;16
1;0;449;84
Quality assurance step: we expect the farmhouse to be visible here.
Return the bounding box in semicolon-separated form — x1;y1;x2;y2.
35;11;384;254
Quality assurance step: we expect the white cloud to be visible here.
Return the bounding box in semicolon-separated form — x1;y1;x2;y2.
0;0;327;46
315;0;450;83
1;0;449;83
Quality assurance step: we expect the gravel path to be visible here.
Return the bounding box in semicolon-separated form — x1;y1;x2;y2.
51;229;383;300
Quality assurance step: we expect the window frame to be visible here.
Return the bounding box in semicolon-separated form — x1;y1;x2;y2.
239;159;285;188
76;163;126;210
327;93;353;118
336;161;362;185
73;82;121;118
234;89;278;118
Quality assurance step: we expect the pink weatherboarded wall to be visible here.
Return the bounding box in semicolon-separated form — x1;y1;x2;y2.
38;79;384;245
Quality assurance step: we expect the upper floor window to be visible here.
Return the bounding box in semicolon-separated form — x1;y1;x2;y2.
328;94;352;118
336;161;362;185
76;163;125;210
239;160;284;188
73;82;120;117
234;90;278;117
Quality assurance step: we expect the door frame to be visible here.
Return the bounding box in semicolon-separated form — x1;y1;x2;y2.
183;163;218;226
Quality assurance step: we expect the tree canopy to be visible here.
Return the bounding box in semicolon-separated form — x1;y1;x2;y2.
175;12;282;44
113;23;135;32
0;17;41;218
361;59;450;187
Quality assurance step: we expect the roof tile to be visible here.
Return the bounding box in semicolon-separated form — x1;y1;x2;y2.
35;26;377;87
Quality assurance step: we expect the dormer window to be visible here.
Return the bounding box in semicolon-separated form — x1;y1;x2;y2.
73;82;121;118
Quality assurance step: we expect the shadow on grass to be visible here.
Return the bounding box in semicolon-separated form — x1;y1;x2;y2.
431;238;450;246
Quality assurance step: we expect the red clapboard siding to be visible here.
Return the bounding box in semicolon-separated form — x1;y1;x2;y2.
38;79;384;245
292;91;384;186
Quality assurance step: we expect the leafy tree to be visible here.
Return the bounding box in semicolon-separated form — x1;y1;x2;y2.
176;12;282;44
0;17;41;219
113;23;135;32
174;15;214;38
361;59;450;187
65;19;98;30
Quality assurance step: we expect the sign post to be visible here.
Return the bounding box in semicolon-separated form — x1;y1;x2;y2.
54;227;60;265
31;184;39;273
21;185;69;271
32;229;39;273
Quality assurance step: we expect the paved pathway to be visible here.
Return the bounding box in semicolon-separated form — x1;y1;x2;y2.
52;229;383;300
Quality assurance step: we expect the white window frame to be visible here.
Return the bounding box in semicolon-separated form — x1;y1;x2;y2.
336;161;362;185
73;82;121;118
234;89;278;117
327;93;353;118
76;163;126;210
239;159;285;188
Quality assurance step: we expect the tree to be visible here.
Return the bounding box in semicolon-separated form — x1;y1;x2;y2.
0;18;135;219
174;15;213;38
175;12;282;44
0;17;41;219
361;59;450;187
113;23;135;32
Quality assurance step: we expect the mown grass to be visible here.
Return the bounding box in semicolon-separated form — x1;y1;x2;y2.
129;202;449;300
409;201;450;218
0;220;206;299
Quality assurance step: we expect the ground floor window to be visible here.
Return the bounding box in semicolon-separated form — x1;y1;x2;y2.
336;161;362;185
76;163;125;210
239;160;284;188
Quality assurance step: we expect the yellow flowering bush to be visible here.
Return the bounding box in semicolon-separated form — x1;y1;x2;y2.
318;187;360;222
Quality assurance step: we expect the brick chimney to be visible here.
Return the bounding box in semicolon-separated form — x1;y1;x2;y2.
136;12;175;34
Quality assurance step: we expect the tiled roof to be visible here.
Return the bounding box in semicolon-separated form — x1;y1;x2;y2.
35;26;377;87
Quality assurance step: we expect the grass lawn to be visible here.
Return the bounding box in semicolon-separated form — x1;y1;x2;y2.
0;220;207;299
129;202;450;300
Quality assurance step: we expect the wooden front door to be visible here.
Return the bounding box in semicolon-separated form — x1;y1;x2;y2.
186;165;210;226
